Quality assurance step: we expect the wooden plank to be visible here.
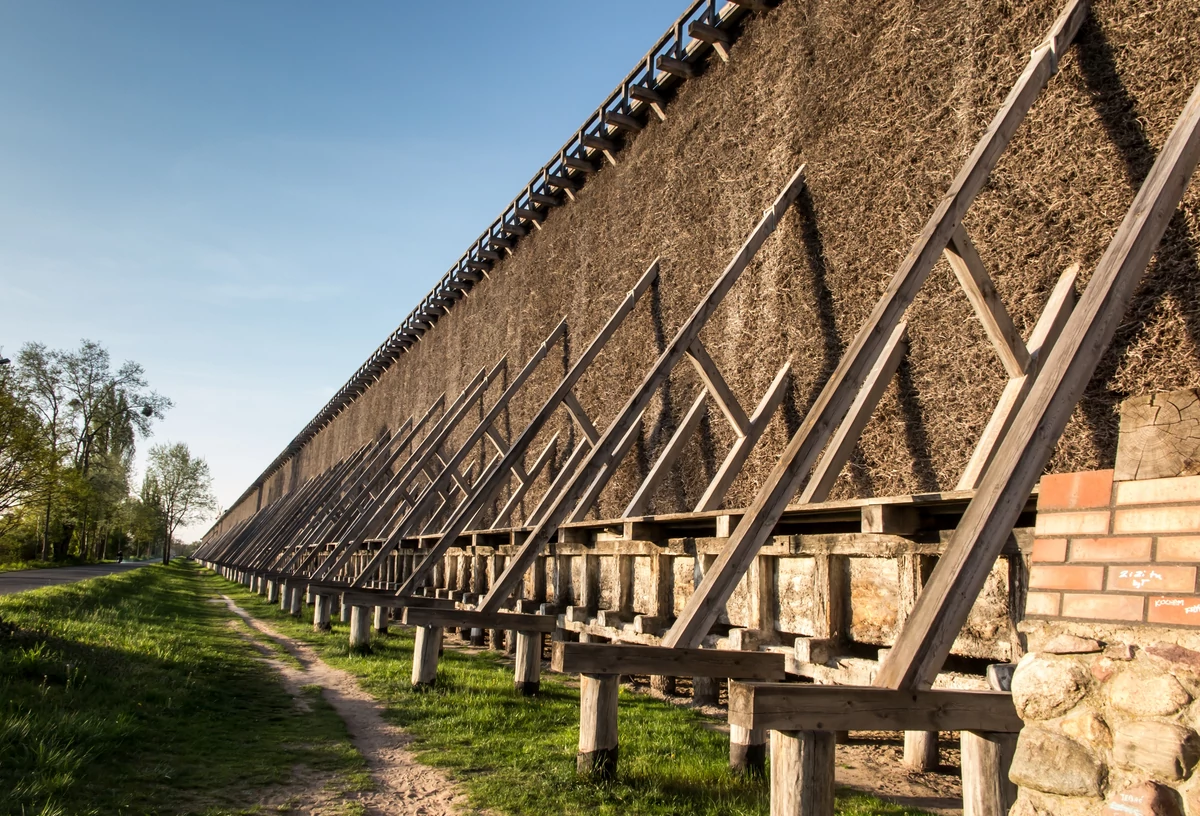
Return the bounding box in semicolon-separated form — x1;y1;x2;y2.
771;730;835;816
663;1;1087;650
878;74;1200;691
402;607;558;633
656;54;697;78
729;683;1022;733
551;642;785;679
686;339;750;435
801;323;908;504
564;391;601;444
566;416;644;522
488;433;559;528
480;166;807;614
944;226;1030;377
694;361;791;512
623;389;708;517
956;264;1078;489
604;110;644;133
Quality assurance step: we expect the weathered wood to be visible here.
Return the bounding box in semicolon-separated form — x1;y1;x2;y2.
623;389;708;517
577;673;620;779
349;605;371;648
402;607;558;633
770;730;836;816
728;683;1023;733
411;624;442;686
313;593;332;632
879;72;1200;691
943;226;1029;378
1115;388;1200;481
604;109;644;133
373;605;389;633
515;630;543;695
731;722;767;777
552;642;785;679
687;339;750;434
957;265;1078;489
961;731;1017;816
665;0;1088;649
861;504;919;535
904;731;940;772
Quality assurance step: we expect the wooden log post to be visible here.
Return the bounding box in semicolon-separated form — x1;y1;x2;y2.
412;624;442;687
349;605;371;648
961;732;1017;816
770;730;836;816
692;553;720;705
649;553;675;695
489;553;506;650
899;553;939;770
732;722;767;778
577;673;619;780
373;605;389;633
266;580;278;603
471;555;488;646
514;629;542;695
731;554;775;776
313;593;332;632
278;580;290;611
340;593;351;622
288;584;302;616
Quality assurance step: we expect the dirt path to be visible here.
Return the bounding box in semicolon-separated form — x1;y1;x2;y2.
217;595;467;816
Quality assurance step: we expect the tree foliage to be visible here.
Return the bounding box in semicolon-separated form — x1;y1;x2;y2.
144;442;216;565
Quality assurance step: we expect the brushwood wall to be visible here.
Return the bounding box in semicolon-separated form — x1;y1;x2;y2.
219;0;1200;531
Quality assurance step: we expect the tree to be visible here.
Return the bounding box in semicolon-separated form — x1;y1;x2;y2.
144;443;216;565
0;357;50;537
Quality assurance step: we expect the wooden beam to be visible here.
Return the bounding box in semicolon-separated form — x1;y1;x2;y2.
800;323;908;504
686;339;750;435
695;361;792;512
688;20;730;62
656;54;697;79
623;389;708;517
663;0;1088;650
545;173;581;191
878;74;1200;691
552;642;785;679
563;155;600;174
943;226;1030;377
604;110;644;133
566;416;644;522
729;683;1023;733
402;607;558;633
956;265;1078;490
563;391;601;444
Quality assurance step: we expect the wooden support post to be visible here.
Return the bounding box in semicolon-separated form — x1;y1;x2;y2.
770;730;836;816
340;593;351;622
266;580;278;603
288;585;302;616
278;580;289;611
731;722;767;777
373;605;389;633
313;594;332;632
514;630;542;695
904;731;939;772
961;732;1017;816
349;605;370;648
692;553;719;705
649;553;674;693
899;553;938;770
412;625;442;687
577;673;619;780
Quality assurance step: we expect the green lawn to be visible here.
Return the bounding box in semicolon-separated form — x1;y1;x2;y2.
0;561;370;816
218;573;934;816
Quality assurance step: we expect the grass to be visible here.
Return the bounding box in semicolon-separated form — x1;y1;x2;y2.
0;561;370;816
219;575;935;816
0;557;107;574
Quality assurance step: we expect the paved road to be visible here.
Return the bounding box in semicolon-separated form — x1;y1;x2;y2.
0;561;152;595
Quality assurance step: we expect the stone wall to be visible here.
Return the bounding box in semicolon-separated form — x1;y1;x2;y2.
1011;390;1200;815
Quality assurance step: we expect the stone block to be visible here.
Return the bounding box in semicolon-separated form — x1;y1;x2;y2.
1060;710;1113;750
1113;721;1200;781
1110;670;1191;717
1009;726;1104;797
1104;782;1183;816
1043;634;1104;655
1011;654;1090;721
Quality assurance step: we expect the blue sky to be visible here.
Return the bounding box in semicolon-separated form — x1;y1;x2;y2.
0;0;685;538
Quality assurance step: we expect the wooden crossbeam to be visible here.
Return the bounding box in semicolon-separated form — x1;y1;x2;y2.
479;165;807;614
878;75;1200;691
623;389;708;517
695;360;792;512
552;642;785;679
664;0;1089;650
799;323;908;504
957;265;1078;490
688;20;731;62
686;339;750;435
944;226;1030;377
567;416;645;523
564;391;601;444
488;433;559;528
628;83;668;121
604;110;644;133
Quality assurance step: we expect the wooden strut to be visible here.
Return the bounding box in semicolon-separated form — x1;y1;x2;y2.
878;75;1200;691
664;0;1091;649
479;164;808;614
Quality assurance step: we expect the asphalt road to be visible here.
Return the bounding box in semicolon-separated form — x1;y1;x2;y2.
0;561;152;595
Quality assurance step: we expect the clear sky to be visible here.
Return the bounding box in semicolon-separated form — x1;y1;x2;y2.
0;0;686;540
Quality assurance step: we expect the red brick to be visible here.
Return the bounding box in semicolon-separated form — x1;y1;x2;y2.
1107;565;1197;592
1157;536;1200;562
1025;591;1061;616
1035;510;1111;536
1030;565;1105;591
1061;593;1145;621
1147;596;1200;626
1031;538;1068;563
1115;506;1200;535
1038;469;1115;511
1069;536;1153;562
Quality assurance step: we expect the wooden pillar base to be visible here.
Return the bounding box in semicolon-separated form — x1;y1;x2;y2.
770;730;836;816
373;605;389;633
578;673;619;780
279;582;290;611
288;586;302;616
731;722;767;778
339;594;350;623
514;630;542;696
349;605;371;648
266;581;278;603
904;731;939;771
469;628;486;647
692;676;719;706
961;730;1016;816
412;625;442;687
313;594;332;632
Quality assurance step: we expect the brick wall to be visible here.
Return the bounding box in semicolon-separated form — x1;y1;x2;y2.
1029;469;1200;626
